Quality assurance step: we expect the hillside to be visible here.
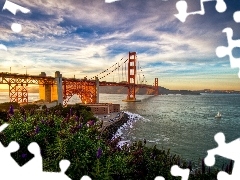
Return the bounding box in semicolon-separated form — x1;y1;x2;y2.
99;86;170;95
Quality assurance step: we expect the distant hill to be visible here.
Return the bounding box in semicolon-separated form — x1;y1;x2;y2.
99;86;200;95
99;86;172;95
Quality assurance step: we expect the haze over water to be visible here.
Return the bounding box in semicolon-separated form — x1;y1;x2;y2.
1;92;240;167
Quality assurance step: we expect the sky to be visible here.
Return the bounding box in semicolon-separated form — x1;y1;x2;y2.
0;0;240;90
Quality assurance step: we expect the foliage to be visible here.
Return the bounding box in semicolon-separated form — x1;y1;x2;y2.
21;104;41;111
0;102;19;111
0;110;8;122
0;103;226;179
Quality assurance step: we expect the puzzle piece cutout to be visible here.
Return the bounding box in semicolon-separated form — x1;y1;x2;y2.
204;132;240;180
105;0;120;3
233;9;240;77
233;11;240;23
175;0;227;22
3;0;30;15
174;0;240;78
171;165;190;180
154;176;165;180
0;44;7;51
0;123;9;132
20;142;43;173
2;0;31;33
154;165;190;180
215;28;240;78
0;0;31;51
0;141;21;177
35;160;71;180
0;124;92;180
11;23;22;33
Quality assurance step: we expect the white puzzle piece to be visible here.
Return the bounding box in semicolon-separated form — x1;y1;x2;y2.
2;0;30;15
215;28;240;78
175;0;227;22
171;165;190;180
205;132;240;180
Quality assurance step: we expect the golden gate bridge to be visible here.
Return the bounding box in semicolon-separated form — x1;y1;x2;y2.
0;52;159;105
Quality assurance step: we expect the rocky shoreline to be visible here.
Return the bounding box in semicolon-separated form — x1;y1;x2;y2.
100;112;129;140
100;111;143;149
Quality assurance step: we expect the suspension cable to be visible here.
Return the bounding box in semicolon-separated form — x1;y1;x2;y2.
90;57;125;80
98;58;128;80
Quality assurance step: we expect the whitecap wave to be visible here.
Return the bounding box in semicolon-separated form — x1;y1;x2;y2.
111;111;142;148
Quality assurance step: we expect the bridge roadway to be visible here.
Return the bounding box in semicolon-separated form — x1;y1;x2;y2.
0;72;154;88
0;72;158;104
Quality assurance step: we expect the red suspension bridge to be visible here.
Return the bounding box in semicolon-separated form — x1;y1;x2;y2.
0;52;159;105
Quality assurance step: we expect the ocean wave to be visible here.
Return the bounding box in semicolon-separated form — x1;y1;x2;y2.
111;111;142;148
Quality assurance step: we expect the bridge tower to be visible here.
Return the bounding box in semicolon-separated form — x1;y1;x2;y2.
122;52;140;102
154;78;159;95
39;71;63;105
55;71;63;104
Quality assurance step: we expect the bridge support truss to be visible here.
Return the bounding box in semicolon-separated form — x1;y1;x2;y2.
0;72;57;105
62;77;99;106
9;83;28;103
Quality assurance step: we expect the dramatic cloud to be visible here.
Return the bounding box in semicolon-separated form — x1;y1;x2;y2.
0;0;240;90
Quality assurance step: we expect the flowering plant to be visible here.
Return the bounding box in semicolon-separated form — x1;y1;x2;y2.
0;103;231;179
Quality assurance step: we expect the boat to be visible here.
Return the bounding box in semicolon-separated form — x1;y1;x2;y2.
215;112;222;118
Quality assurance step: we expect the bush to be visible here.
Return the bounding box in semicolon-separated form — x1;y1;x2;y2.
0;102;19;111
0;110;8;121
0;108;104;179
21;104;41;111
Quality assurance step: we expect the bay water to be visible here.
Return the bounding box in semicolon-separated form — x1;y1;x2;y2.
1;92;240;167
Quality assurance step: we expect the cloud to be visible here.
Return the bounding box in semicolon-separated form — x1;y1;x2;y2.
0;0;239;89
